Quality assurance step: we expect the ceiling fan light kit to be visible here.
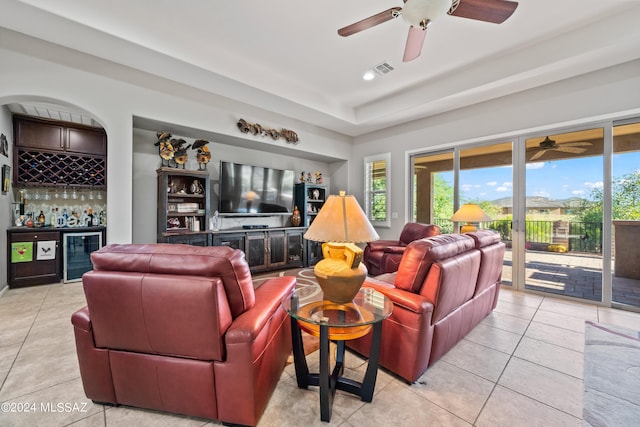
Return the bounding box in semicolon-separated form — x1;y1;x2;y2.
338;0;518;62
402;0;451;28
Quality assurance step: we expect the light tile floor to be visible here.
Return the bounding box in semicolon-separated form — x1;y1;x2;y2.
1;281;640;427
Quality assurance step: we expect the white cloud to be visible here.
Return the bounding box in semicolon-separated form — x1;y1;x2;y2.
496;186;509;192
572;190;585;196
502;182;513;188
526;162;545;169
584;181;603;189
486;181;497;186
533;190;550;197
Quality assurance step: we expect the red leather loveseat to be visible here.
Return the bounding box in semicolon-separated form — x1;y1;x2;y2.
71;244;295;426
349;230;505;383
363;222;441;276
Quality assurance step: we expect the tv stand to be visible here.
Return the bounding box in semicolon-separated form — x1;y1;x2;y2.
211;227;304;273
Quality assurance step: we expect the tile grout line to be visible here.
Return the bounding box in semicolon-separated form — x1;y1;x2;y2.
0;287;52;397
471;293;546;426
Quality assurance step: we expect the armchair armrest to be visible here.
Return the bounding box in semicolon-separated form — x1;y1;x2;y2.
382;245;407;254
225;276;296;346
71;306;92;332
363;280;433;315
366;240;402;252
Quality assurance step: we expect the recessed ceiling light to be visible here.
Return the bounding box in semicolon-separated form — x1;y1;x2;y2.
363;70;375;81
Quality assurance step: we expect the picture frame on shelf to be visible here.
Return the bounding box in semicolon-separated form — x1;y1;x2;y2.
0;133;7;157
2;164;10;194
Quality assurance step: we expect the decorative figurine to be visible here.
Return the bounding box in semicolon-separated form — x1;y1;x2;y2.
312;188;320;200
192;139;211;170
307;172;313;183
155;131;174;167
210;210;220;231
190;179;204;194
172;138;191;168
291;205;301;227
300;171;306;183
315;172;323;184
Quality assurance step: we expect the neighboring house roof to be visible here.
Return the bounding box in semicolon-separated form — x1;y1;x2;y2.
490;197;587;209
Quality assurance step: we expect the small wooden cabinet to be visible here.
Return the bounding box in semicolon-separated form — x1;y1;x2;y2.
157;168;210;244
294;183;327;266
7;229;61;288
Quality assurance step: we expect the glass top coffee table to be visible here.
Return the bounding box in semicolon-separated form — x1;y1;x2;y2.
282;285;393;422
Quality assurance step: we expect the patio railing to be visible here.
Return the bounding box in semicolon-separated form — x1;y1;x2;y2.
433;218;602;254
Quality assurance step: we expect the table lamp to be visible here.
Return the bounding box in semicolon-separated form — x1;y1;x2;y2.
450;203;492;233
304;191;379;303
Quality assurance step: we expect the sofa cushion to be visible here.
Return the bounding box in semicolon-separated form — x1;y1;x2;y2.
90;244;255;318
394;234;475;293
466;229;501;248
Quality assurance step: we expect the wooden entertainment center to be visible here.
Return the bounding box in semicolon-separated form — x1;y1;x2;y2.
156;168;314;273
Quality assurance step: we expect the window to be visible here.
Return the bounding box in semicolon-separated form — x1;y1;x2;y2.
364;153;390;227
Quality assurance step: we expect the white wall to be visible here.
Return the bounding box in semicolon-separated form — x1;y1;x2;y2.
352;59;640;239
0;30;353;246
132;128;333;243
0;106;12;292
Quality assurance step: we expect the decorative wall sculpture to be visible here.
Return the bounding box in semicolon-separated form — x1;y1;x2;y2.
237;118;299;144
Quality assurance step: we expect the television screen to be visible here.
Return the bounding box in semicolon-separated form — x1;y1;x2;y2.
219;161;295;215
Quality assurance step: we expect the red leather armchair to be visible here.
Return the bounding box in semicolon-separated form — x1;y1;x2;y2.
349;231;505;383
363;222;441;276
71;244;295;426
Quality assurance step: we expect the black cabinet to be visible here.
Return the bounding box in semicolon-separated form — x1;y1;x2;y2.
286;229;304;268
7;229;61;288
211;228;304;273
245;230;287;272
294;183;327;267
212;233;245;251
163;233;209;246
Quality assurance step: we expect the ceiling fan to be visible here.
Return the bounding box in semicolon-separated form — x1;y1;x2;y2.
529;136;593;161
338;0;519;62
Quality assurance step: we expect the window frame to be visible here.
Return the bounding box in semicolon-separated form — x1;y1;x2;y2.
364;152;391;228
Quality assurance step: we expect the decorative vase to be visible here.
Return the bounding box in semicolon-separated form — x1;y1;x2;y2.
313;242;367;304
291;205;301;226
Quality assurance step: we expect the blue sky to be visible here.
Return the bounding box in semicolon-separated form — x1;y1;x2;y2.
440;153;640;202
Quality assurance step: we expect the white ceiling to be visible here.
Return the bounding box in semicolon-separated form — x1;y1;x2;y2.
3;0;640;136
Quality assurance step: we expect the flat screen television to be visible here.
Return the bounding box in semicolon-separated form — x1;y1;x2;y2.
218;161;295;215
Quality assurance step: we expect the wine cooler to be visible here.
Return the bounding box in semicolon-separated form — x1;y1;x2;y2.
62;231;103;283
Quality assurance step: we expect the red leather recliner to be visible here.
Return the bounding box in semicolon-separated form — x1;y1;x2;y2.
71;244;295;426
363;222;441;276
349;230;505;383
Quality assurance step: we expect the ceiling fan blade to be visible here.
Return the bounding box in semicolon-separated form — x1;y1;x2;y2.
403;26;427;62
449;0;519;24
555;146;588;154
338;7;402;37
529;150;546;161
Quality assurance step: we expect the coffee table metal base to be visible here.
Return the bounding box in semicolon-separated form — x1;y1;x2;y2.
291;317;383;422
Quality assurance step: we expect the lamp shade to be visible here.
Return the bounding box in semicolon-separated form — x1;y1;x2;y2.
304;191;379;243
451;204;492;223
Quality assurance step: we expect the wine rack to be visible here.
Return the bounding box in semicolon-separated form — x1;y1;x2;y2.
15;149;106;187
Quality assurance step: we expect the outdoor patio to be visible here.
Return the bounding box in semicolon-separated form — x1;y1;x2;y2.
501;249;640;309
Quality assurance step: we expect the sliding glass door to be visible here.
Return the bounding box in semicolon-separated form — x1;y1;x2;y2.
412;151;454;232
611;121;640;309
523;129;604;302
459;142;513;285
410;119;640;310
